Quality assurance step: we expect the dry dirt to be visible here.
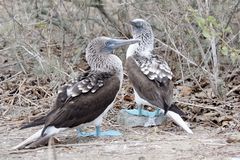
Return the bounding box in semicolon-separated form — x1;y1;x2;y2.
1;4;240;158
1;55;240;159
1;62;240;160
1;119;240;160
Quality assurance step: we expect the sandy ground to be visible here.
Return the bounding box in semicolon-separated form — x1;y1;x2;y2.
1;121;240;160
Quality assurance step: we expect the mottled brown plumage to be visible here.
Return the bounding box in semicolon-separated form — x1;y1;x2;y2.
126;19;192;133
14;37;140;149
42;73;120;135
126;54;183;115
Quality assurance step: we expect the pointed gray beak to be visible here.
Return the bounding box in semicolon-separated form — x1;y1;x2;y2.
110;39;140;49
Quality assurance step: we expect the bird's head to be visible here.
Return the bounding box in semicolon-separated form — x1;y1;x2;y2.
86;37;140;73
128;19;154;54
86;37;140;55
129;19;153;39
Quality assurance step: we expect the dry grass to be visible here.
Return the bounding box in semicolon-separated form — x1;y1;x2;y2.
0;1;240;158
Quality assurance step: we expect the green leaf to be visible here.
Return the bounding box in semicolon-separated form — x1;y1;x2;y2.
196;17;206;29
35;22;47;29
224;26;232;33
202;28;211;39
230;52;240;64
207;16;218;27
221;46;228;56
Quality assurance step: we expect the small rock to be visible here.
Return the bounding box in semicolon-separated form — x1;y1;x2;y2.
117;109;166;127
226;134;240;143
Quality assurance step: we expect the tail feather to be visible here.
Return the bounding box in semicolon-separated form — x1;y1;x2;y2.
26;135;51;149
20;116;46;129
12;128;43;150
167;111;193;134
12;126;66;150
169;103;185;116
163;101;185;116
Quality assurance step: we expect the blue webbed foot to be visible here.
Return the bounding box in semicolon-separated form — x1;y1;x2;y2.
154;108;161;117
76;126;121;137
125;108;162;117
125;108;143;116
76;128;95;137
96;130;122;136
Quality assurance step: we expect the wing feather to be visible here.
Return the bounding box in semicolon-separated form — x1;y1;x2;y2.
20;71;117;130
42;73;120;134
135;54;173;84
126;55;174;112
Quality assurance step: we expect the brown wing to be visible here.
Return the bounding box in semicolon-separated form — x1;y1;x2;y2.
42;74;120;134
135;54;173;83
21;71;116;129
55;71;110;108
126;56;173;113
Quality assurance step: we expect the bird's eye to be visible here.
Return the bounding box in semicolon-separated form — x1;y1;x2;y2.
135;22;143;28
105;41;111;46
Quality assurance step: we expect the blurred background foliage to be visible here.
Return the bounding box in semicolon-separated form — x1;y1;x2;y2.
0;0;239;99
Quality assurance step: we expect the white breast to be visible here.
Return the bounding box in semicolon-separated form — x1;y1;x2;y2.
127;44;152;58
126;44;138;58
134;89;154;107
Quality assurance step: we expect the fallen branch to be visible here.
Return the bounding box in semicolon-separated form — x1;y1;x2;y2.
226;84;240;96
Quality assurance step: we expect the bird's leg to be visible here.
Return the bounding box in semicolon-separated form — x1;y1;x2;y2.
154;108;161;117
138;105;143;115
126;104;159;117
76;126;121;137
126;104;144;116
95;125;101;136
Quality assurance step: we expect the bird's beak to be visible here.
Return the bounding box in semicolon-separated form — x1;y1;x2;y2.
110;39;140;49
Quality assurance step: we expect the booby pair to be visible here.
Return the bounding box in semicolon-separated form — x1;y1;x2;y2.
126;19;193;134
13;37;139;149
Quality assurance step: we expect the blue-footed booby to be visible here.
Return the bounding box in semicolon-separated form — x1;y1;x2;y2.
125;19;193;134
13;37;139;149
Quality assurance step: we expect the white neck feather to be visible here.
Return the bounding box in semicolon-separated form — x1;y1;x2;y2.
86;53;123;80
126;43;153;58
127;31;154;58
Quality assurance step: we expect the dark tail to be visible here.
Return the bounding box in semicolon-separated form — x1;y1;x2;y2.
161;101;193;134
20;115;46;129
162;98;185;116
169;103;185;116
